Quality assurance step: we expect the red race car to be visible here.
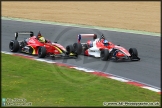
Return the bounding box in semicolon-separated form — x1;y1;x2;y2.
71;34;140;61
9;31;77;59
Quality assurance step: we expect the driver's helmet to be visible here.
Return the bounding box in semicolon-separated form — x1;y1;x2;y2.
37;32;45;43
103;40;109;46
39;36;45;43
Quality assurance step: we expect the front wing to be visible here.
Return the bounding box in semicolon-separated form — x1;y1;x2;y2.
48;52;78;59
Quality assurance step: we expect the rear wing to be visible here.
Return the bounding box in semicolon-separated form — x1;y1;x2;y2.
15;31;34;40
77;34;97;43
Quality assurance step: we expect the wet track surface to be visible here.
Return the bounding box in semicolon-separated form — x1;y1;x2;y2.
2;20;161;88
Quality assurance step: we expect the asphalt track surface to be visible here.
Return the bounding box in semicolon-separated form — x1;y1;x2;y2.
2;20;161;88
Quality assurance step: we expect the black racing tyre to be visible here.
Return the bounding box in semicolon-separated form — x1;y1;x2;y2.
66;45;75;54
9;40;19;52
100;49;110;61
129;48;138;57
82;44;88;51
73;43;82;55
82;44;88;56
38;46;46;58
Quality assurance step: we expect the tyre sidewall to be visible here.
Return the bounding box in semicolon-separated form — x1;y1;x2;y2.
38;47;46;58
73;43;82;55
100;49;109;61
9;40;19;52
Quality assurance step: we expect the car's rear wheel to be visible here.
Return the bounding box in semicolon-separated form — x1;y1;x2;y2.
100;49;110;61
38;46;46;58
9;40;19;52
82;44;88;55
73;43;82;55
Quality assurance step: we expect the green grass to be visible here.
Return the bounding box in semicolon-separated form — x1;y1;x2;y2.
1;53;161;106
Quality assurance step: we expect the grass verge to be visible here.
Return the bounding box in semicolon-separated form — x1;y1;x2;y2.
1;53;161;106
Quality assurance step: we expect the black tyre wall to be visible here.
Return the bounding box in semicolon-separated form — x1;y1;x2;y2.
100;49;110;61
73;43;82;55
129;48;138;57
66;45;75;54
38;47;46;58
9;40;19;52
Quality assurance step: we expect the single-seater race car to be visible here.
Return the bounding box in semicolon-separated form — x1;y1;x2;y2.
9;31;77;59
71;34;140;61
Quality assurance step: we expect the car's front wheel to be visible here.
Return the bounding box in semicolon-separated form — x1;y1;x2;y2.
129;48;138;57
66;45;75;54
38;46;46;58
129;48;140;61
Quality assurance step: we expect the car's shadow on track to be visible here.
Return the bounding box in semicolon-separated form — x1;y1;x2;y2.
80;55;139;63
110;59;140;63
